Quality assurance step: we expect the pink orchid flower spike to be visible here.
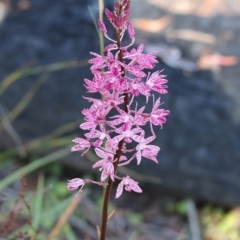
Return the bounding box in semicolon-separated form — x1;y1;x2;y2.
68;0;170;238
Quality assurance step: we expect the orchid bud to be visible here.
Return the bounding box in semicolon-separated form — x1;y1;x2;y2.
127;22;135;39
105;8;115;22
98;20;107;34
67;178;85;191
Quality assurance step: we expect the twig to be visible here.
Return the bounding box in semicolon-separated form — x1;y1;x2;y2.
48;195;82;239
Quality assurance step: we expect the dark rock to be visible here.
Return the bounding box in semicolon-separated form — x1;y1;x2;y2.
1;0;240;206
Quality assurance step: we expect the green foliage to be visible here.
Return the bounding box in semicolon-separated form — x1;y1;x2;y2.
54;181;69;198
0;57;90;239
165;199;187;215
129;213;143;224
202;206;240;240
176;200;187;215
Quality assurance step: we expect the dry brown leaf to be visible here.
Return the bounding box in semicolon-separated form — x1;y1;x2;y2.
196;0;221;16
167;29;216;44
107;209;115;220
132;15;172;33
165;0;198;14
48;195;82;239
146;0;240;16
197;52;238;70
96;225;101;239
147;0;197;14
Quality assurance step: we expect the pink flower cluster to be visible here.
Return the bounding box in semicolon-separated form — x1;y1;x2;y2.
67;0;170;198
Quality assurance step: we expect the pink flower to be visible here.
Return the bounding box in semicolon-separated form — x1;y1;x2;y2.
88;52;106;71
84;126;108;147
80;107;108;131
115;176;142;198
71;138;90;155
132;135;160;164
123;44;144;58
124;44;158;69
126;65;146;78
107;106;133;130
80;109;98;130
146;71;168;94
67;178;85;190
149;98;170;134
67;178;85;192
67;178;108;195
111;124;142;149
129;79;150;98
93;148;115;181
133;106;148;126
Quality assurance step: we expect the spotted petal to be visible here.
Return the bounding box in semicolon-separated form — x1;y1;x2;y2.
126;179;142;193
93;159;106;169
115;181;124;198
101;162;114;182
95;148;107;159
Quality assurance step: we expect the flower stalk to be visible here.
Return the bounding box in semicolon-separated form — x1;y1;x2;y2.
67;0;170;239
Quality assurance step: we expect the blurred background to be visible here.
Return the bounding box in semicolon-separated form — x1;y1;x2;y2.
0;0;240;239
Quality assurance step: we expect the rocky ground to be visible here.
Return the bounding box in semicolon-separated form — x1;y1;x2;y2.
1;0;240;207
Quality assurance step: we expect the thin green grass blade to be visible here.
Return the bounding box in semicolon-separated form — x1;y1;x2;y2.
0;74;48;134
0;119;81;161
88;0;104;56
0;136;73;161
0;147;70;191
0;59;88;96
88;6;100;36
98;0;104;56
64;224;77;240
27;137;72;153
32;173;45;229
0;118;81;161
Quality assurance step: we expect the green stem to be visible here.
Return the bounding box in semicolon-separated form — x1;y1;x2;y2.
98;0;104;57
